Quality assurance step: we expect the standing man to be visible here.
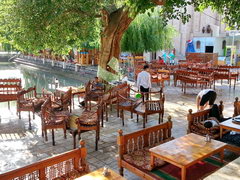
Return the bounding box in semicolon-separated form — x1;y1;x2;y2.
137;65;152;101
196;89;217;111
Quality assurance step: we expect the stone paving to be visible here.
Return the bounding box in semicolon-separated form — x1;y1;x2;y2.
0;79;239;179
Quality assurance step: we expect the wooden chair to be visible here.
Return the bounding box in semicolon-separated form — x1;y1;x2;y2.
41;97;70;145
134;89;165;128
233;97;240;117
0;78;22;109
187;101;229;139
74;98;103;151
158;69;171;87
117;118;173;178
17;86;46;129
53;87;72;112
84;81;104;110
117;85;141;126
0;140;89;180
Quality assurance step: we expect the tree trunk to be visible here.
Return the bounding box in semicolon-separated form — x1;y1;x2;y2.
99;8;133;72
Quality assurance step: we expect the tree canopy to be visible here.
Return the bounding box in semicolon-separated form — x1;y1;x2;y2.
121;8;177;54
0;0;239;67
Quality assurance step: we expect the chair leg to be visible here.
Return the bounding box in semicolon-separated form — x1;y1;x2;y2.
121;110;124;126
143;115;146;128
64;127;67;139
33;111;35;120
45;129;48;141
137;114;139;123
52;129;55;146
28;112;32;130
19;111;21;119
95;130;98;151
119;167;124;176
131;112;133;119
73;130;77;149
159;113;161;124
8;101;10;110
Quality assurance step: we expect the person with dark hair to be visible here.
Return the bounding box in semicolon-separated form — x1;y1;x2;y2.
196;89;217;111
137;65;151;100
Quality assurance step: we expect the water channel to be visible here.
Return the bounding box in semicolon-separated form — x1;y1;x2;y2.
0;62;87;109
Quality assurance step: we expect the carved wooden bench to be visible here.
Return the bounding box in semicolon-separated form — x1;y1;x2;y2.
187;101;229;139
117;118;173;179
0;78;22;108
0;141;89;180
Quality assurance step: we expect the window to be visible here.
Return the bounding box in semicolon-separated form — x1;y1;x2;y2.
196;41;201;49
222;40;226;49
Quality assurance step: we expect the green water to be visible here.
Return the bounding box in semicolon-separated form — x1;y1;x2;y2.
0;62;84;93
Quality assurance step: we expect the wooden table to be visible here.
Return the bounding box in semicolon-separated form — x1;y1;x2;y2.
220;119;240;138
204;156;240;180
75;168;126;180
149;133;227;180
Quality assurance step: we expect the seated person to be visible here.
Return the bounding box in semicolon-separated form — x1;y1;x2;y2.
196;89;217;111
92;77;104;92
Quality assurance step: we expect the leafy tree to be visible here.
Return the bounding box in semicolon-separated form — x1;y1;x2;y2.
121;8;177;54
0;0;240;73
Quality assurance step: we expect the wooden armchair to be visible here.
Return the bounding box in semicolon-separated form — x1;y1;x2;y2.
158;69;171;87
134;89;165;128
17;86;46;129
41;97;70;145
53;87;72;112
187;101;228;139
74;98;104;151
117;118;173;178
233;97;240;117
84;81;104;110
0;140;89;180
0;78;22;109
117;85;141;126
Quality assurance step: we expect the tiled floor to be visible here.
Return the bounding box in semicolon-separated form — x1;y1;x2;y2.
0;80;239;179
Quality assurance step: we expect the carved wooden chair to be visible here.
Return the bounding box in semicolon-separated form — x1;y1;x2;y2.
84;81;104;110
158;69;171;87
17;86;46;129
233;97;240;117
74;98;103;151
134;88;165;128
187;101;229;139
117;85;141;126
52;87;72;112
41;97;70;145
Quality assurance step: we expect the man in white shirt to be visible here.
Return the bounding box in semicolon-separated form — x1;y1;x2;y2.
137;65;151;101
196;89;217;111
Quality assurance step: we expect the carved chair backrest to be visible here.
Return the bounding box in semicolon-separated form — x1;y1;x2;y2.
60;88;72;109
109;83;128;100
0;78;22;94
118;121;172;154
17;86;37;101
41;97;53;125
0;141;88;180
187;102;224;130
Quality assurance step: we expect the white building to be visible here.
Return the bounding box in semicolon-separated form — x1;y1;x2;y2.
144;6;240;62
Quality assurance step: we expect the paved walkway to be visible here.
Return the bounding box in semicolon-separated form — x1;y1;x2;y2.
0;80;239;179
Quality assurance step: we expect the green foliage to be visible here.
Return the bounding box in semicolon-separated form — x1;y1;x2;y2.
121;8;177;54
0;0;240;56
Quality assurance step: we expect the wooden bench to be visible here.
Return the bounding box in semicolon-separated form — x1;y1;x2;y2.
187;101;229;139
0;78;22;109
117;118;173;179
0;140;89;180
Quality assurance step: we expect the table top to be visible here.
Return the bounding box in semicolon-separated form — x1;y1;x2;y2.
56;86;85;94
220;119;240;131
75;168;126;180
149;133;227;167
204;156;240;180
